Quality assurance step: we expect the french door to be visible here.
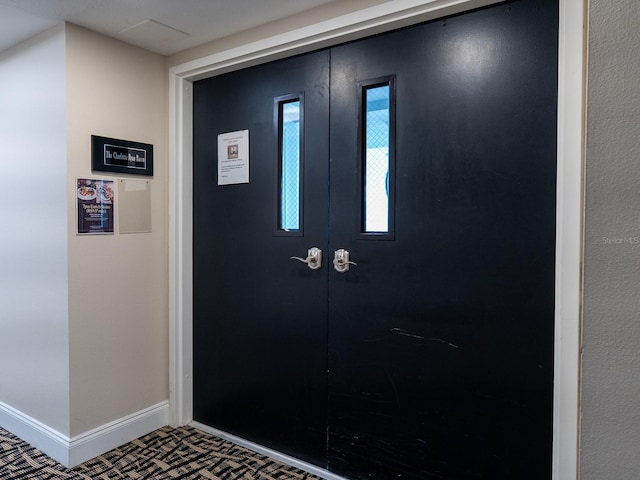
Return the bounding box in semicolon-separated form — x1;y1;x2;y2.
193;1;558;478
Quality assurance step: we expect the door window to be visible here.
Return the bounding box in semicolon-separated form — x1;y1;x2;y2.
361;79;394;237
277;95;303;233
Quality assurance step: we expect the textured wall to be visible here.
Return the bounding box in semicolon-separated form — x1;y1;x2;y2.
581;0;640;478
0;26;70;436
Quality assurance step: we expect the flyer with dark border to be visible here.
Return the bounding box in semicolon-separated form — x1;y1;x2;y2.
77;178;115;235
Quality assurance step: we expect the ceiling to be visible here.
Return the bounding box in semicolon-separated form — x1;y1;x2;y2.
0;0;336;56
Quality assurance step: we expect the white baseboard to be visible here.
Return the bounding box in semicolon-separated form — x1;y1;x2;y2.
0;401;70;465
0;400;169;468
67;401;169;467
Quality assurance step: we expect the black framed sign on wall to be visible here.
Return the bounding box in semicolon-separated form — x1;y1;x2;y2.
92;135;153;176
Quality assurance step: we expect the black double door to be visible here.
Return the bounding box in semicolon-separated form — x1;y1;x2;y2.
194;1;558;478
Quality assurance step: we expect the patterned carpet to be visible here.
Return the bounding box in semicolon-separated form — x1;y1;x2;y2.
0;425;322;479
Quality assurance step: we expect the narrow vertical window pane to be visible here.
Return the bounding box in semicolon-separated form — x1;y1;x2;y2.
364;85;390;233
280;100;301;231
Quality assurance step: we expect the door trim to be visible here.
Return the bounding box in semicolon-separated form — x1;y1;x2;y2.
168;1;585;479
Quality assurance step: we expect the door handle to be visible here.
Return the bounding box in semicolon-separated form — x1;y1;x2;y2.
291;247;322;270
333;249;357;273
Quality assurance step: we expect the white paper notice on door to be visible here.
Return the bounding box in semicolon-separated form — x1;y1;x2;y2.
218;130;249;185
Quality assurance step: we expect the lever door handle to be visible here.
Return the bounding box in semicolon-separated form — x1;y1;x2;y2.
291;247;322;270
333;249;357;273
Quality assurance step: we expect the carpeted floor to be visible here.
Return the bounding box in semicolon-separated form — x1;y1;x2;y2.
0;425;322;479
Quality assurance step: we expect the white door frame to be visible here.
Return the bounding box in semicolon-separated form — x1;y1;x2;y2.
168;1;585;478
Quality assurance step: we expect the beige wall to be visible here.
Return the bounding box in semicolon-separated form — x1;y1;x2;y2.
65;24;168;436
167;0;387;67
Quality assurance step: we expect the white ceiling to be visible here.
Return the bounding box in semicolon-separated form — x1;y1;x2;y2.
0;0;336;55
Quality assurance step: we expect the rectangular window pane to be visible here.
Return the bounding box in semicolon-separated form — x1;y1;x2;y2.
364;85;390;233
280;100;301;231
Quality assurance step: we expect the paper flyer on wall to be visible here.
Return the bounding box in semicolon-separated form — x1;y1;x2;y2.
76;178;115;235
218;130;249;185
